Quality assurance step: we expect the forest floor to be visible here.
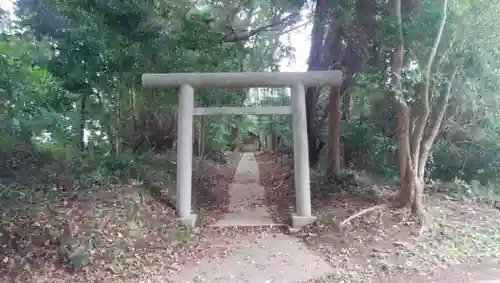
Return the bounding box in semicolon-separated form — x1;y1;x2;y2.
1;151;500;282
0;152;244;282
257;152;500;282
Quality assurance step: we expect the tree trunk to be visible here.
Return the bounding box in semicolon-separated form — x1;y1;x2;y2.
390;0;425;216
273;115;281;151
341;90;352;167
392;0;448;220
79;94;87;152
394;102;424;214
305;0;328;166
306;87;320;165
418;65;459;177
324;14;343;174
231;125;241;152
265;133;273;152
327;87;341;174
130;89;138;129
342;91;351;120
95;93;116;156
199;116;205;157
115;89;121;156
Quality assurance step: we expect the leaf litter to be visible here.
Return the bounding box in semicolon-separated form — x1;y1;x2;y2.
0;152;245;282
4;150;500;282
257;152;500;283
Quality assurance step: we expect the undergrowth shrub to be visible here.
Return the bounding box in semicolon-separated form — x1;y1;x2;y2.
0;140;176;208
427;177;500;203
341;119;398;179
339;119;500;198
429;139;500;185
0;136;180;273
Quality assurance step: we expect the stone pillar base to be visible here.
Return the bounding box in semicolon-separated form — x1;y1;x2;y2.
178;214;197;228
289;214;317;233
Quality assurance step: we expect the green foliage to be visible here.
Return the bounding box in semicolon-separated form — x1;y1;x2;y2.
340;119;398;179
429;139;500;184
205;117;234;149
0;34;73;138
255;91;293;146
0;0;265;205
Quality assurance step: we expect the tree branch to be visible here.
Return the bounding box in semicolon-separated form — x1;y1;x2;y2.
410;0;448;177
391;0;414;184
222;12;300;42
418;64;459;176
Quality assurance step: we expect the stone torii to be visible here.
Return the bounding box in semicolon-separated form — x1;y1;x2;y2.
141;70;342;229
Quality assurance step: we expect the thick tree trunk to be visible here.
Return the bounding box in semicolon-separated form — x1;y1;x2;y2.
341;90;352;167
306;88;320;165
265;134;273;152
394;101;425;214
392;0;449;221
327;88;341;174
230;126;240;151
390;0;425;217
321;11;343;174
234;129;241;152
305;0;328;166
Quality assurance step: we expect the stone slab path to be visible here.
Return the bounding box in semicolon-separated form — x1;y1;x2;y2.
169;153;333;282
210;152;276;227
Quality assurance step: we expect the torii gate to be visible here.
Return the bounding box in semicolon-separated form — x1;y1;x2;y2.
142;70;342;229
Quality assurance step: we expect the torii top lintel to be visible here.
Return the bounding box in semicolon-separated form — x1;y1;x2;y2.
142;70;343;89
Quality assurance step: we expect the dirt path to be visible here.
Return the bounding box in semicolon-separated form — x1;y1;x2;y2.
169;152;333;282
210;152;275;227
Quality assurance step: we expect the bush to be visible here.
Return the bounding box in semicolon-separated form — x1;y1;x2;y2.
0;139;177;208
340;118;500;190
429;139;500;185
341;119;399;179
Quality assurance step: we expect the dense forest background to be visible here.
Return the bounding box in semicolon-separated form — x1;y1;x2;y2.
2;0;499;203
